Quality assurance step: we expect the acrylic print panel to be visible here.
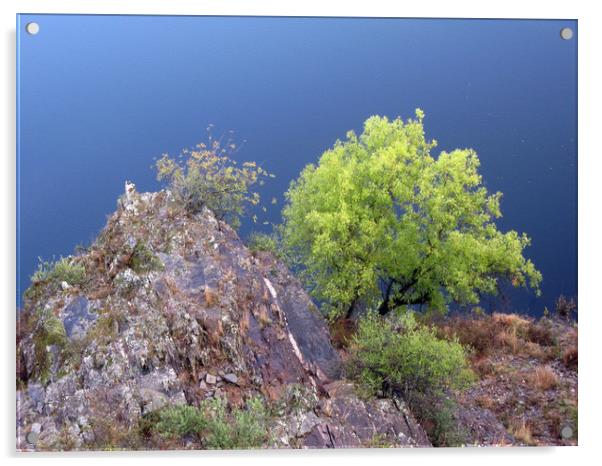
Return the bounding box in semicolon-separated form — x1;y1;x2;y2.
16;15;577;450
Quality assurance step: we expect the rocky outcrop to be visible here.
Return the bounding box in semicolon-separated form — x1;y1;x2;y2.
16;185;430;450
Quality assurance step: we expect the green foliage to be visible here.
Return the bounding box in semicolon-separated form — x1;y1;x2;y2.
31;310;68;385
347;311;473;446
411;395;468;447
247;231;282;258
281;110;542;317
153;405;208;439
25;256;86;301
156;133;272;229
347;311;474;400
203;396;267;449
129;241;164;274
143;397;268;449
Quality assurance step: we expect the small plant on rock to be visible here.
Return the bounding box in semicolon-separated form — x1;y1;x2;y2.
247;231;282;258
153;404;208;439
25;256;86;302
156;131;272;229
129;241;163;274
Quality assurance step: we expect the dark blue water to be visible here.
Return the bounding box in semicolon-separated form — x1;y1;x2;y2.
17;15;577;315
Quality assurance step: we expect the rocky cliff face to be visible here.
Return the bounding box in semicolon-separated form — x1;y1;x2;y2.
16;185;430;450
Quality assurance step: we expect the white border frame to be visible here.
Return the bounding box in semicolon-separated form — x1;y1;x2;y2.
2;1;600;465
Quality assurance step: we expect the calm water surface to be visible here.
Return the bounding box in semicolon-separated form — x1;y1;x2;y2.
17;16;577;315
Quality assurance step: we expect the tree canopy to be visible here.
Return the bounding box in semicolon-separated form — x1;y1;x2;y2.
281;110;542;318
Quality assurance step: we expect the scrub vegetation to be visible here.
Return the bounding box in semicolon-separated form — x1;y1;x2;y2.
141;397;268;449
347;311;474;445
155;131;273;229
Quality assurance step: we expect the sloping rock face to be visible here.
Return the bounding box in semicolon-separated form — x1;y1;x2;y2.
16;186;430;450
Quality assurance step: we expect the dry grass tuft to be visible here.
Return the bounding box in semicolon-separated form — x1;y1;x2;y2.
435;313;558;360
330;318;357;349
475;394;495;410
561;345;578;370
529;365;558;391
509;419;535;445
204;287;219;306
495;329;520;354
524;341;547;359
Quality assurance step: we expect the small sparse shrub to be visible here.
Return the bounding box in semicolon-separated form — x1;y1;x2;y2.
31;256;86;286
527;318;557;347
365;433;394;448
247;232;281;258
524;341;547;360
153;404;208;439
495;328;520;353
437;312;553;358
129;241;163;274
232;397;268;448
437;315;496;356
561;345;578;369
412;396;468;447
475;394;495;410
31;311;68;385
156;134;272;229
509;419;534;445
142;397;268;449
25;256;86;301
203;396;267;449
471;357;496;378
329;318;357;349
555;295;577;321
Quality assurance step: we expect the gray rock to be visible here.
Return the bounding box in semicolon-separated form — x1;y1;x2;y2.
61;296;97;340
16;188;430;451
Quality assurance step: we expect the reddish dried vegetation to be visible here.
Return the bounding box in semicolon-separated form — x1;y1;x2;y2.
433;312;577;446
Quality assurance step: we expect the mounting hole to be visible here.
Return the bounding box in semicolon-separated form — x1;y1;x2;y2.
25;22;40;35
561;426;573;439
25;431;39;444
560;27;573;40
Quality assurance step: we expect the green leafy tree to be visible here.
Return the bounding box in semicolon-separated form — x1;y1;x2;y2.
156;131;272;229
282;110;542;318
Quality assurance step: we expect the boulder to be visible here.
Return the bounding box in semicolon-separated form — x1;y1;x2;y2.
16;186;430;450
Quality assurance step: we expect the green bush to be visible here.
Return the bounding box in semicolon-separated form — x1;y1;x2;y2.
129;241;164;274
156;136;272;229
25;256;87;302
348;311;474;399
203;396;267;449
347;311;474;446
247;232;281;257
153;405;208;439
143;397;268;449
31;256;86;287
31;311;68;385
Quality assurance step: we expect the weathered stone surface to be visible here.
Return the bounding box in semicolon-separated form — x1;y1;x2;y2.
455;404;514;446
16;186;429;450
61;296;97;340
